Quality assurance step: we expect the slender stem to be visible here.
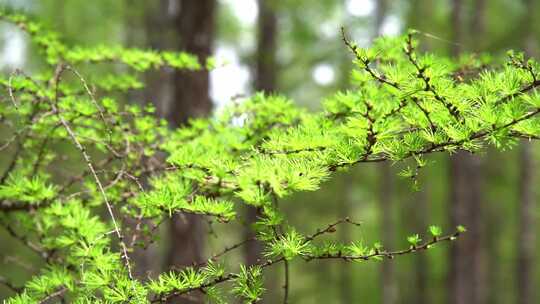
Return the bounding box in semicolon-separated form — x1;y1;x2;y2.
153;229;463;303
38;286;68;304
305;217;362;242
283;259;289;304
341;27;400;89
0;275;22;293
51;63;134;282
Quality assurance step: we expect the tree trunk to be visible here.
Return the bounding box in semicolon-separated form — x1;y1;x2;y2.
469;0;486;52
449;153;483;304
517;2;537;303
167;0;215;126
126;0;179;281
254;0;278;93
410;187;429;304
339;175;353;303
122;0;170;279
450;0;463;57
405;0;433;51
517;141;535;304
380;162;397;304
144;0;175;117
374;1;397;304
449;2;485;304
374;0;387;37
166;1;216;303
244;0;278;268
403;4;433;302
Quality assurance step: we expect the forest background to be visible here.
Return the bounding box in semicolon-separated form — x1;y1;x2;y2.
0;0;539;303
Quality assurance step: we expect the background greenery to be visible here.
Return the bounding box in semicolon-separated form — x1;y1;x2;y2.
1;0;539;303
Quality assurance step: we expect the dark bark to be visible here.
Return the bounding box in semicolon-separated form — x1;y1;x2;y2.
254;0;278;93
374;1;396;303
143;0;175;117
469;0;486;52
166;1;216;303
472;2;489;303
483;160;502;304
517;141;535;304
244;0;278;268
167;0;215;126
448;2;486;304
400;184;429;304
380;162;397;304
123;0;169;279
412;188;428;304
449;153;484;304
339;175;353;303
244;206;262;266
517;2;537;303
450;0;463;57
374;0;387;37
407;2;432;296
405;0;433;51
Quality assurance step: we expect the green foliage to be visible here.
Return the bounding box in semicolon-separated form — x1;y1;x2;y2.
266;229;309;261
407;234;422;247
1;13;540;303
0;174;57;203
0;11;207;70
232;266;265;303
429;225;443;237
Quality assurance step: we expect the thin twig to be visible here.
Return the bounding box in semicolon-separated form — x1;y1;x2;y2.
153;229;463;303
64;65;113;140
187;237;256;269
38;286;68;304
305;217;362;242
305;230;463;261
2;224;50;260
403;32;460;119
0;275;23;293
341;27;400;89
283;259;289;304
51;63;134;282
7;69;20;109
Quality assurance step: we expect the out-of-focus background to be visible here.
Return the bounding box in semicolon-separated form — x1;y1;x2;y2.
1;0;539;303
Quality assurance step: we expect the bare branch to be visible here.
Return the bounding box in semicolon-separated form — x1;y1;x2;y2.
50;63;135;282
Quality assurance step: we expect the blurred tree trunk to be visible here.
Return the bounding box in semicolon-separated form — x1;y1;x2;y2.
167;0;215;125
379;162;396;304
414;189;428;304
338;175;353;303
404;2;433;303
337;2;354;303
469;0;486;52
253;0;277;93
405;0;433;51
448;1;485;304
400;183;429;304
450;0;463;57
248;2;278;302
374;0;387;36
470;1;494;303
143;0;175;117
374;1;397;304
517;2;537;304
122;0;174;279
517;140;535;304
166;1;216;303
244;0;277;268
449;153;483;304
